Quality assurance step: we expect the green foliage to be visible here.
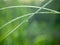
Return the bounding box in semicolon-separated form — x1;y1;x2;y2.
0;0;60;45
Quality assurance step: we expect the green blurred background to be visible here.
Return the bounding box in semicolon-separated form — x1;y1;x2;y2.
0;0;60;45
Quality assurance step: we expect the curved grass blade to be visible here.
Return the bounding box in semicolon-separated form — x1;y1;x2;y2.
1;11;59;42
0;13;32;29
0;0;60;42
28;0;53;20
0;11;60;30
0;19;27;42
0;5;59;13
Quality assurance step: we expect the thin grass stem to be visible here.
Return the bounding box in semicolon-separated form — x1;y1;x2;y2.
27;0;53;21
0;11;60;30
0;5;59;13
0;19;26;42
0;13;32;29
0;0;60;42
0;11;60;41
